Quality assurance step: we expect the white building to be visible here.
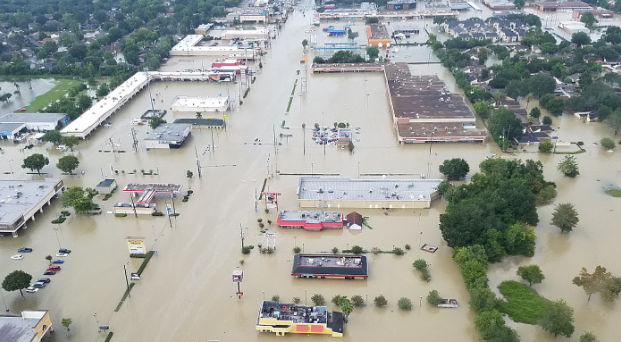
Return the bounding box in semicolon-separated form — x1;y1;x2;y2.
171;96;229;113
144;123;192;149
0;112;68;132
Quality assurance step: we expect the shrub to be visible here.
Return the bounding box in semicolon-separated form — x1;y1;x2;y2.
332;247;339;254
242;246;251;254
129;253;148;258
413;259;428;271
350;245;364;254
60;210;71;216
542;116;553;125
293;246;301;253
152;211;164;216
577;141;585;146
239;260;245;265
371;247;381;254
136;251;154;274
398;297;413;311
104;332;114;342
332;295;343;305
271;295;280;302
405;244;411;250
351;295;365;307
265;208;270;213
257;218;263;223
51;217;66;224
259;223;265;228
293;297;301;304
421;270;432;282
114;213;127;218
311;294;326;306
538;139;554;153
427;290;442;306
601;137;616;150
393;247;404;255
374;295;388;308
267;220;272;225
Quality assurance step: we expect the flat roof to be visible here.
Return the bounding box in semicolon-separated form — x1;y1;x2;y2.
0;311;47;342
144;123;192;142
292;254;368;277
96;178;116;188
171;96;228;110
0;179;61;227
123;183;182;193
171;35;204;51
397;122;487;138
259;301;329;324
278;210;343;224
367;24;390;40
174;118;225;126
0;122;25;134
297;177;442;202
0;113;66;123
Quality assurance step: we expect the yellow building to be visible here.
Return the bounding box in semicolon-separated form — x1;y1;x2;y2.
256;301;344;337
366;24;391;47
0;310;53;342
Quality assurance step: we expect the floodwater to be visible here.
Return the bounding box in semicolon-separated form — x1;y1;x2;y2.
0;79;56;113
1;2;620;342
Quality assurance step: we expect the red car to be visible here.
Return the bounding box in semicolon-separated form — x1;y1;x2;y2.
47;265;61;271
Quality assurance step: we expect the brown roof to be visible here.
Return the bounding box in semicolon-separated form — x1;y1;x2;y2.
367;24;390;40
396;122;487;139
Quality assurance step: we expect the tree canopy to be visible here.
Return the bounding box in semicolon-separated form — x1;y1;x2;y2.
517;265;545;287
551;203;579;233
2;270;32;297
573;266;621;302
57;155;80;174
439;158;470;180
557;156;580;178
539;299;575;338
22;153;49;174
60;186;95;213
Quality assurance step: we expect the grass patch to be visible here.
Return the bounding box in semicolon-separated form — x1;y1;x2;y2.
20;79;81;112
104;332;114;342
497;280;550;324
258;178;267;200
606;189;621;197
286;97;293;112
136;251;155;274
114;282;135;312
362;218;373;229
114;213;127;218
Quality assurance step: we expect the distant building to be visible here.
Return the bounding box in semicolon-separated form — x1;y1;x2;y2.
366;24;391;47
0;310;53;342
0;179;63;237
391;23;420;37
194;23;213;35
221;27;269;40
533;1;590;11
0;112;69;132
174;118;226;129
277;210;343;231
345;211;363;230
387;0;417;10
96;178;117;195
292;254;368;279
256;301;344;337
144;123;192;149
337;128;351;147
297;177;442;209
171;96;229;113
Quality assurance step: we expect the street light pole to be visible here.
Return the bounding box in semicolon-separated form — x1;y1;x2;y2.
53;227;62;249
0;288;9;312
144;68;155;114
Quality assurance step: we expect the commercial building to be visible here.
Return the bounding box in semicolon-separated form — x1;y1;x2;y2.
174;118;226;129
366;24;391;47
386;0;417;10
0;113;68;132
0;122;25;140
533;1;591;11
292;254;368;279
0;179;63;237
95;178;117;194
256;301;344;337
144;123;192;149
113;202;156;215
558;21;589;35
0;310;53;342
277;210;343;231
170;35;258;58
297;177;442;209
482;0;517;9
384;63;487;143
390;23;420;36
221;27;269;40
171;96;229;113
123;183;182;205
194;23;213;35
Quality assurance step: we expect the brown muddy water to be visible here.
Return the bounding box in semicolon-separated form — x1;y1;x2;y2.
0;79;56;113
1;4;621;342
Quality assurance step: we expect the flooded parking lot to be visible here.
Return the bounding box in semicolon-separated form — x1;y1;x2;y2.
1;3;621;342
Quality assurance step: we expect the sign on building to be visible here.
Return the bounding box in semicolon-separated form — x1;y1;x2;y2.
126;236;147;255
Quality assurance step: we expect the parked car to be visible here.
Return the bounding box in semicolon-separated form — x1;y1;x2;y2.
37;277;51;283
56;253;68;257
26;286;39;293
17;248;33;253
33;282;46;288
47;265;61;271
58;248;71;254
10;254;23;260
51;260;64;264
43;270;56;275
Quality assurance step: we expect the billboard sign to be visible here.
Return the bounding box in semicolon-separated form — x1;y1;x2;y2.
126;236;147;255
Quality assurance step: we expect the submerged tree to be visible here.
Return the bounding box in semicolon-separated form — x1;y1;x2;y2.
551;203;579;233
573;266;621;302
557;156;580;177
539;299;575;338
517;265;545;287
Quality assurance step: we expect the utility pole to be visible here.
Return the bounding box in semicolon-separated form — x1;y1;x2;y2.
195;145;202;178
123;264;131;298
128;193;138;218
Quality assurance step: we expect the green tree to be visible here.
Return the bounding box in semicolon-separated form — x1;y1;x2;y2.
149;117;167;129
301;39;308;49
539;299;575;338
21;153;49;174
529;107;541;120
504;222;536;256
580;12;598;31
77;94;92;110
347;29;359;41
571;32;591;47
557;156;580;177
45;255;52;265
43;130;62;145
538;139;554;153
337;296;354;320
60;187;95;214
427;290;442;306
374;295;388;308
311;293;326;306
57;155;80;174
604;109;621;135
468;285;497;313
517;265;545;287
600;137;616;150
542;116;553;125
536;184;557;206
540;42;558;55
351;295;364;307
60;136;79;150
488;107;523;148
397;297;413;311
551;203;579;233
61;318;72;331
439;158;470;180
473;101;492;120
1;270;33;297
96;83;110;97
366;46;379;60
578;332;599;342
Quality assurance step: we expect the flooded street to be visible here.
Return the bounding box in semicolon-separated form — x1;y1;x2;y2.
1;3;621;342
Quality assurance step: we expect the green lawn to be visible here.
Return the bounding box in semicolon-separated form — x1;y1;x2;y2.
497;280;551;324
607;189;621;197
19;79;81;113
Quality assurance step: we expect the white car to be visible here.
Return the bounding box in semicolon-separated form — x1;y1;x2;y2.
56;253;69;257
26;286;38;293
11;254;23;260
56;145;68;151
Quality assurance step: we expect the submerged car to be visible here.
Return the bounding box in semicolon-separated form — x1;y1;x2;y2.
10;254;23;260
51;260;64;264
17;248;33;253
37;277;51;283
43;270;56;275
56;253;68;257
33;282;46;288
26;287;39;293
58;248;71;254
46;265;61;271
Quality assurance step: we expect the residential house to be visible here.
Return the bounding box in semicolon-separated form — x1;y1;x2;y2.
499;28;519;42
